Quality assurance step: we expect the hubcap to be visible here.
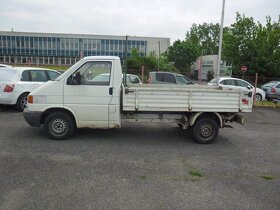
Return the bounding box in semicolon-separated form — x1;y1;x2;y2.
49;118;68;137
255;94;261;102
21;97;28;109
199;123;213;138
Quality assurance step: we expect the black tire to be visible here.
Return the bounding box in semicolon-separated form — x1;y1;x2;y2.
192;118;219;144
255;93;262;102
16;93;29;111
44;112;76;140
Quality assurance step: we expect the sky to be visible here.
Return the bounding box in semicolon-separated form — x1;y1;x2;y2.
0;0;279;43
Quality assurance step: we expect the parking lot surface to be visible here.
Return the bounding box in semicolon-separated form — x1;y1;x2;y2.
0;107;279;209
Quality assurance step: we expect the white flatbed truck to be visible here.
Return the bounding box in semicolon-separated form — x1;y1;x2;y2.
24;56;253;144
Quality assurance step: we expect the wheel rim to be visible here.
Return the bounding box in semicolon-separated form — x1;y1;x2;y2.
255;94;261;102
21;96;28;109
49;118;68;137
199;123;213;139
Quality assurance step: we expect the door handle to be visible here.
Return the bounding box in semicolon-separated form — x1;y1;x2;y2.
109;87;113;95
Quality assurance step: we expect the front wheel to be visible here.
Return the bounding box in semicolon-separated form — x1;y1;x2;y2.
44;112;76;140
192;118;219;144
255;93;262;102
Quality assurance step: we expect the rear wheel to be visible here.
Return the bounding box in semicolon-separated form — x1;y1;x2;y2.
44;112;76;140
16;93;28;111
192;118;219;144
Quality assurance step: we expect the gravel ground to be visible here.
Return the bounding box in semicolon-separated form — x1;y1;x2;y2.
0;107;279;209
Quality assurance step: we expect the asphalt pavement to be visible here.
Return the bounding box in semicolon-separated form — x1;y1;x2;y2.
0;107;279;209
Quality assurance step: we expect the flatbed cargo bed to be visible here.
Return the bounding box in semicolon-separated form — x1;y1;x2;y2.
123;84;252;113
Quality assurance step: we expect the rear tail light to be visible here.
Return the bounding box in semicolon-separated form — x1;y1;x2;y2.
271;87;276;93
3;84;15;92
242;98;249;105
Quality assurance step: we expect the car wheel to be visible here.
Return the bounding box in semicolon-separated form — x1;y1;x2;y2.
16;93;29;112
255;93;262;102
192;118;219;144
44;112;76;140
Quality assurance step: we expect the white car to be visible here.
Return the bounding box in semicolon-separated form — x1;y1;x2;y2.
0;67;61;111
0;64;12;68
208;77;265;101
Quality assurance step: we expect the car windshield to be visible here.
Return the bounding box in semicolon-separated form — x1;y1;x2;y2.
209;78;217;83
176;75;192;84
128;75;140;84
0;68;18;81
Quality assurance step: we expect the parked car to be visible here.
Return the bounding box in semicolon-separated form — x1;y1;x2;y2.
0;67;61;111
262;81;280;100
148;71;194;85
125;74;142;84
261;81;280;100
208;77;265;101
91;73;142;85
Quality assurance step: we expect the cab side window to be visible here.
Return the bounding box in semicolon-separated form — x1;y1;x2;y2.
68;61;112;85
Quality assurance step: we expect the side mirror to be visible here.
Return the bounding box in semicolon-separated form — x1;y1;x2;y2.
247;85;252;90
67;73;81;85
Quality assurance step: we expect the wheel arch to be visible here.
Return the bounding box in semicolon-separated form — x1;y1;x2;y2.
190;112;223;128
16;92;30;102
41;107;77;127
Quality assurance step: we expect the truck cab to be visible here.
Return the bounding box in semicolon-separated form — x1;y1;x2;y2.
24;56;123;138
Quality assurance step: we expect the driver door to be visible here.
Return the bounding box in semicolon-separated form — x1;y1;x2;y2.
63;60;113;128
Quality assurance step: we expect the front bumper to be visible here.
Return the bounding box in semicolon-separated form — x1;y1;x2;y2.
23;109;42;127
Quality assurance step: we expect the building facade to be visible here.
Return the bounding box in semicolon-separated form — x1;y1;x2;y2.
0;31;170;66
192;55;232;80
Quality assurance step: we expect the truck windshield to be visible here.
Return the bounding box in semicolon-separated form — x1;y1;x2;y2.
0;68;18;81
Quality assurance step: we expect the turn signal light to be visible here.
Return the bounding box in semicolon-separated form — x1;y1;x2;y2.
242;98;249;105
3;84;15;92
28;95;33;104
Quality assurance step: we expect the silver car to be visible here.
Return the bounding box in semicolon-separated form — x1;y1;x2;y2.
262;81;280;100
148;71;194;85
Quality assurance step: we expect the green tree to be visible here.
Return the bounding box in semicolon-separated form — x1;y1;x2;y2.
223;13;280;77
186;23;220;55
166;40;199;73
253;16;280;77
127;48;142;69
223;13;258;75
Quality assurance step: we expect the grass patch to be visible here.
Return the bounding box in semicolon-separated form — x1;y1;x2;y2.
189;169;203;178
139;175;147;180
254;101;280;108
188;169;204;181
260;174;277;180
165;169;204;182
